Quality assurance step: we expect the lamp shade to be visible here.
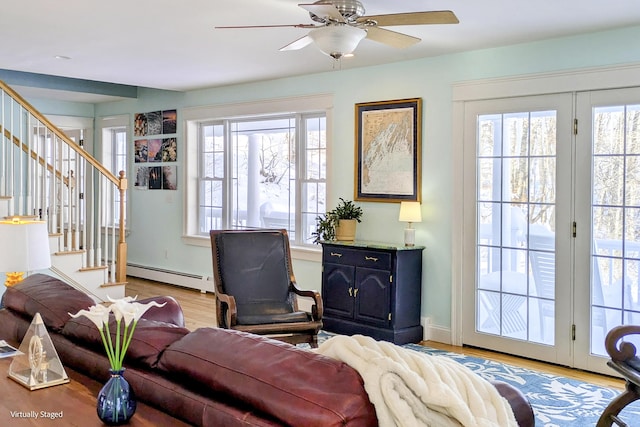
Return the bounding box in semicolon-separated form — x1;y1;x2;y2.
398;202;422;223
309;25;366;59
0;219;51;273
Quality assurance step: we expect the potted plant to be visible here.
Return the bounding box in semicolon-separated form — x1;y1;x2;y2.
311;213;337;243
312;198;363;243
333;198;363;241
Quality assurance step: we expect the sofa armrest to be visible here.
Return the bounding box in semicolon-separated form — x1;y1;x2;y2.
491;381;534;427
138;296;185;327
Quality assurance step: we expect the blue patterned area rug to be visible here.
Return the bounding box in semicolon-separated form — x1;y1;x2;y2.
313;333;640;426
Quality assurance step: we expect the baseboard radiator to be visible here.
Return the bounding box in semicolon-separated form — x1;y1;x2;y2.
126;264;214;293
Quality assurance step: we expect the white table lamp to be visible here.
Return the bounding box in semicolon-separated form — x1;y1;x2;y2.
0;218;51;286
398;202;422;246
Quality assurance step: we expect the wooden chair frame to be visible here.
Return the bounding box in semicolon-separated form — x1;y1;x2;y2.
597;325;640;426
210;229;323;347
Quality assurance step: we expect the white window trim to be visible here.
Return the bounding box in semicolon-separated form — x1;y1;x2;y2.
182;94;333;262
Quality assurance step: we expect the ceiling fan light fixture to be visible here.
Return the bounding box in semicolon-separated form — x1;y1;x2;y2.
309;25;366;59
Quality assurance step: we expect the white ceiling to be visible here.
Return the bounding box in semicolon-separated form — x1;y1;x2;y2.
2;0;640;95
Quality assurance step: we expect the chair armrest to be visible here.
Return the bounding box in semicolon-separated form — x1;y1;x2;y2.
216;292;238;327
291;285;323;321
605;324;640;362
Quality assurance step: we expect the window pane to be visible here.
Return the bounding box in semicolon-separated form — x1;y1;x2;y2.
591;104;640;355
476;111;557;345
104;126;127;227
503;112;529;157
199;179;222;233
626;105;640;154
305;116;326;181
202;123;224;179
231;118;294;231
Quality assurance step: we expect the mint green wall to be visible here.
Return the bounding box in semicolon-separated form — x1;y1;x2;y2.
86;25;640;331
28;98;95;119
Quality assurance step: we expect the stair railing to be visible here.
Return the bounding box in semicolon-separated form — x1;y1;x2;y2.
0;80;127;284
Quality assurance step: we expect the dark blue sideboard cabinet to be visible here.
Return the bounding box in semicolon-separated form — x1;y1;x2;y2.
320;241;424;344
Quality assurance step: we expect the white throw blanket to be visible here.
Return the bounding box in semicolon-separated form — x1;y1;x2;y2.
315;335;517;427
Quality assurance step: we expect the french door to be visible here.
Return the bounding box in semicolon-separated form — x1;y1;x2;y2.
574;88;640;373
462;94;574;366
462;89;640;373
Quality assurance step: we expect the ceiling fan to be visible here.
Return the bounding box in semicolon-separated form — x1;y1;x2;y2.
215;0;459;59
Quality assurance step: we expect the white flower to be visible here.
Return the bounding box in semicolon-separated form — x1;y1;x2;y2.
107;295;138;323
110;298;138;326
67;297;167;371
131;300;167;323
68;305;110;329
108;295;137;303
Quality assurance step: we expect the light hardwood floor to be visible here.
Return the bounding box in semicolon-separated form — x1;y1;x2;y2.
125;276;626;391
126;276;216;331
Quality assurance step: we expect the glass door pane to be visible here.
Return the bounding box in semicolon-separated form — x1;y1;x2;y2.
476;111;557;345
590;104;640;356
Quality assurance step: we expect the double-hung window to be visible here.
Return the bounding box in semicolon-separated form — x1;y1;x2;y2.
184;95;331;248
99;116;128;228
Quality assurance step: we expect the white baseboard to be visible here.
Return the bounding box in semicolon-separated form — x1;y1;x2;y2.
126;264;214;293
422;316;452;344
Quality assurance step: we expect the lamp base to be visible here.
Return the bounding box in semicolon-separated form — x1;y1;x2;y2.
404;228;416;247
4;272;25;287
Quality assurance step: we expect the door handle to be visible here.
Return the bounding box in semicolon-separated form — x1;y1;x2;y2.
348;287;353;297
353;288;358;297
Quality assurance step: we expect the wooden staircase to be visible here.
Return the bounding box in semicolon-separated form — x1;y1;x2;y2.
0;81;127;302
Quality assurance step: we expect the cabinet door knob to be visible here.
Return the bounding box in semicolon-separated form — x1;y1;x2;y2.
364;256;378;262
330;252;343;258
348;287;353;297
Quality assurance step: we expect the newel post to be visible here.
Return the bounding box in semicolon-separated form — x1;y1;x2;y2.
116;171;128;283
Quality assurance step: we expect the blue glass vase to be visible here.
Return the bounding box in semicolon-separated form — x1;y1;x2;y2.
96;368;137;425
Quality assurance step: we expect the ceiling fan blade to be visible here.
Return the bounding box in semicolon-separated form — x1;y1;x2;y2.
279;35;314;51
357;10;459;26
215;24;316;29
365;27;420;49
299;3;346;23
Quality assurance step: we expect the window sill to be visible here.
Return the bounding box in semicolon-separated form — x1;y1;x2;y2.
181;234;322;262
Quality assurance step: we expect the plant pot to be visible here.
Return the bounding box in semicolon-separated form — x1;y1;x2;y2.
335;219;357;241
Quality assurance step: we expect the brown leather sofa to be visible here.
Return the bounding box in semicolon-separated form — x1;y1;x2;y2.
0;274;534;426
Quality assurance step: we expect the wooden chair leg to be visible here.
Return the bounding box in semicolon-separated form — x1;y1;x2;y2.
597;381;640;427
309;334;318;349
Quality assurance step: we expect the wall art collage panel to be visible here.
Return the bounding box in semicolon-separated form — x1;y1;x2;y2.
133;109;178;191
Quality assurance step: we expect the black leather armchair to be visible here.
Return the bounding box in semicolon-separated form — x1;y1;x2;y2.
210;229;323;347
